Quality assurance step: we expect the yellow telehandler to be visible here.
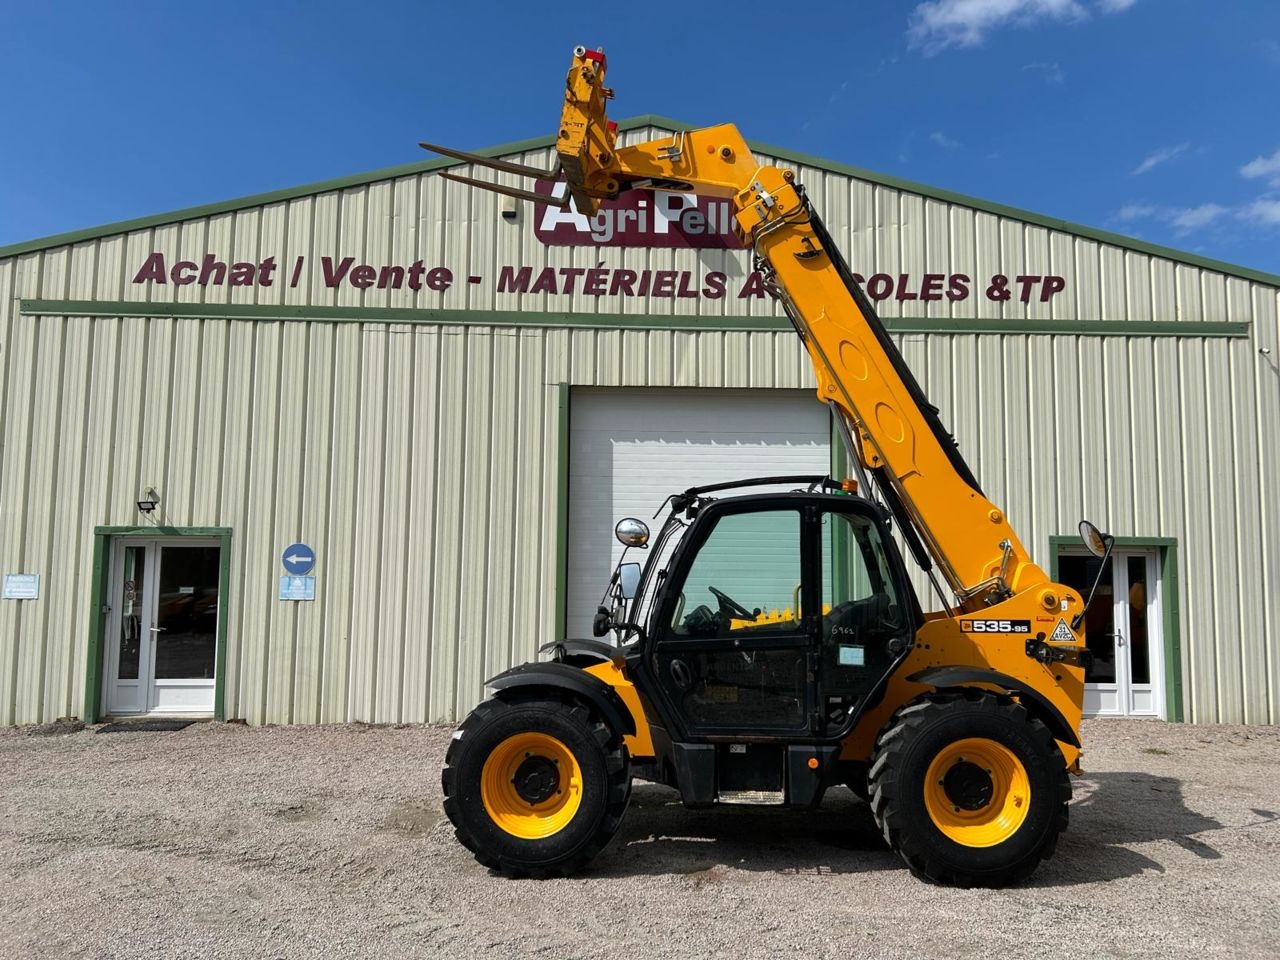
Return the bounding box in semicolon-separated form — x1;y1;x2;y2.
428;46;1111;887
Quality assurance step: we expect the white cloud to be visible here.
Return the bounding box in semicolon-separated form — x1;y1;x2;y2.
1239;199;1280;225
1117;203;1157;221
1169;204;1227;233
1132;142;1190;175
907;0;1137;53
1121;196;1280;233
1240;147;1280;186
1022;61;1066;83
930;131;962;149
1114;201;1226;235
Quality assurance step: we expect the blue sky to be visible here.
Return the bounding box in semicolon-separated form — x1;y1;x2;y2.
2;0;1278;274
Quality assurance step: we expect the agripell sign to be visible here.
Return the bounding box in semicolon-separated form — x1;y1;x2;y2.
533;180;743;248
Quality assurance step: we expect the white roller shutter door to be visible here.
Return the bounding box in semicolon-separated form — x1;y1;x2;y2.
566;387;830;639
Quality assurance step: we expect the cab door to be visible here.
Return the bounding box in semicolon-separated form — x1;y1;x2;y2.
649;504;818;737
816;508;915;731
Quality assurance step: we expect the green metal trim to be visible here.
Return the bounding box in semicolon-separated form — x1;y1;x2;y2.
85;526;233;722
1157;541;1184;723
5;113;1277;289
93;525;233;537
22;299;789;332
869;318;1248;338
554;384;571;643
83;532;110;724
18;299;1250;339
1049;535;1183;722
213;528;232;722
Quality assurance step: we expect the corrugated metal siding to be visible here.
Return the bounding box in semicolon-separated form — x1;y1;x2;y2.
1;128;1278;724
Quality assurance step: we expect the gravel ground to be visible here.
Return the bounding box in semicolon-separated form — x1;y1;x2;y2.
1;718;1278;960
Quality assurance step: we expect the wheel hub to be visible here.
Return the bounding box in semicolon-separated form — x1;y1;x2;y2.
511;755;560;804
942;760;994;811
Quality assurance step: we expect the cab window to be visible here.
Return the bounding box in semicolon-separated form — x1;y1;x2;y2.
820;512;904;675
672;510;803;637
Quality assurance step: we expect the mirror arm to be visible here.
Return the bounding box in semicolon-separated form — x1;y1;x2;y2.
612;621;647;645
1072;536;1115;631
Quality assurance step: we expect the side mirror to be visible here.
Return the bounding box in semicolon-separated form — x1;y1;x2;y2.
1078;520;1112;559
615;518;650;548
592;605;612;637
1073;519;1115;631
618;562;642;600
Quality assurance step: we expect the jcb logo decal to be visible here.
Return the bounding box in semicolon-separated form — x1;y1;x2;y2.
960;619;1032;634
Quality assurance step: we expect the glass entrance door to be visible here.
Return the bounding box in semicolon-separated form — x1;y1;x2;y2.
104;539;220;716
1057;548;1163;718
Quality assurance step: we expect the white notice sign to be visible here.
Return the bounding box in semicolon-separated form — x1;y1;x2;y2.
3;574;40;600
279;576;316;601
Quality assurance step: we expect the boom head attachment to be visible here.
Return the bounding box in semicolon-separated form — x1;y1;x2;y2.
420;45;623;215
555;45;621;215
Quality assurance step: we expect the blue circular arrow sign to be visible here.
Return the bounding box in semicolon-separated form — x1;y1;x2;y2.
282;543;316;576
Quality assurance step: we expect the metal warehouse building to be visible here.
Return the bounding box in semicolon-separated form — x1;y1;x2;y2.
1;117;1277;728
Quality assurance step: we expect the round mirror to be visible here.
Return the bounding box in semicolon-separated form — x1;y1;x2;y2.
1078;520;1111;559
615;517;650;548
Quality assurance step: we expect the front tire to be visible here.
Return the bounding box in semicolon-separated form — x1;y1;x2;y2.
868;692;1070;887
441;697;631;878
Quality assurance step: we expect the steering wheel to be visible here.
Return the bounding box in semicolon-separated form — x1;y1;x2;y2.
708;585;756;622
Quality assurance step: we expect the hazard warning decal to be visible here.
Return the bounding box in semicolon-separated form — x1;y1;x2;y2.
1050;618;1075;643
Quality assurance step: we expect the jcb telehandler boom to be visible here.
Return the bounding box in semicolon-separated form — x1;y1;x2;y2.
431;46;1111;887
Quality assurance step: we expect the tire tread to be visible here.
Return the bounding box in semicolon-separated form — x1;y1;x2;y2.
867;690;1070;888
441;694;631;879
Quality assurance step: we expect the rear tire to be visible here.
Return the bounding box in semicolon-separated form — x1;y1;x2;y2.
441;697;631;878
868;692;1070;887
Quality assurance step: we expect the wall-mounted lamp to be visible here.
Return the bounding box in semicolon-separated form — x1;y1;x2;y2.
500;194;518;221
136;488;161;514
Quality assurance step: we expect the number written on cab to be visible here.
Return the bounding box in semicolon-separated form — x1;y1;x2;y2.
959;619;1032;634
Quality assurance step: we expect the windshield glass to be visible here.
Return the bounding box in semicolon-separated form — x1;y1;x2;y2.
621;511;687;638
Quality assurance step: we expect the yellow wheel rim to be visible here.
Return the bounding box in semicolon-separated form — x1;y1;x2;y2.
923;737;1031;847
480;732;584;839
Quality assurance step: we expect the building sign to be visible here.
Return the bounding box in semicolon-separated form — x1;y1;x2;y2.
278;576;316;601
129;251;1066;306
3;574;40;600
532;181;742;249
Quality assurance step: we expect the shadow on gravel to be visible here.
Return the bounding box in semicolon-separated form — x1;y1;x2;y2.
592;784;898;878
1031;771;1231;886
590;772;1259;884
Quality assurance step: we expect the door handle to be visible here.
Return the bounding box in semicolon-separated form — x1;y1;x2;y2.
149;627;167;633
669;659;693;691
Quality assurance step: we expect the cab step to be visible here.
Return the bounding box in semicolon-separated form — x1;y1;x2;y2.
717;789;786;805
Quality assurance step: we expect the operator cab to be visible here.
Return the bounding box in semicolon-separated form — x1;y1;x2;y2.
590;476;922;804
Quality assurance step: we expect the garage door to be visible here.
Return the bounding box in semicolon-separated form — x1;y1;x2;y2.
565;387;831;639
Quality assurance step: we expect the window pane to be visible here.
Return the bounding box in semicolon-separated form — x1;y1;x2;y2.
154;546;220;680
117;547;145;680
819;513;905;702
821;512;898;610
680;649;806;728
1058;554;1116;684
1127;556;1150;684
673;511;802;636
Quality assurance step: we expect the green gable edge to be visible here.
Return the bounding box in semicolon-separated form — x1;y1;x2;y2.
3;114;1278;290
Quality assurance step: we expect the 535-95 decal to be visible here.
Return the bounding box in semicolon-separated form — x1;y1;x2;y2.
960;619;1032;634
